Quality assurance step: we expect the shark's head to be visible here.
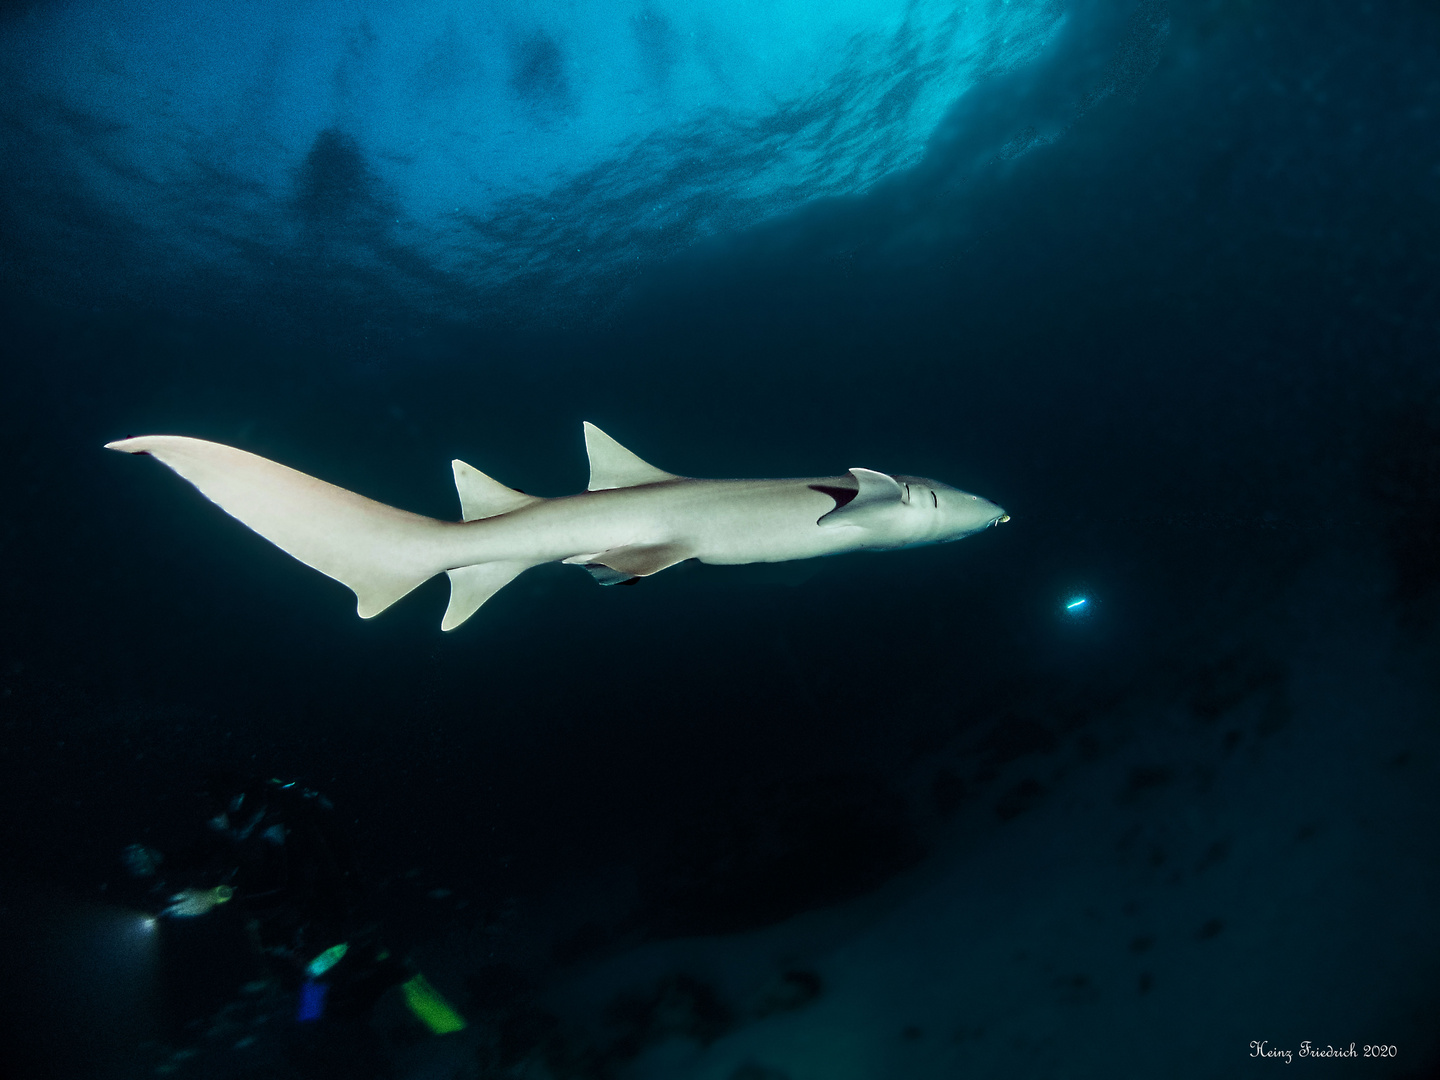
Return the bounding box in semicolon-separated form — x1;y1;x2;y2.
818;469;1008;549
892;475;1009;548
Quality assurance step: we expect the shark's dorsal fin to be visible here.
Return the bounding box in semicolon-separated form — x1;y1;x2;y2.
452;460;542;521
818;468;907;527
583;422;680;491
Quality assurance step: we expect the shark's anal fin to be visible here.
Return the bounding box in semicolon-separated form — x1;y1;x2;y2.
452;460;541;521
563;543;692;585
443;562;531;630
583;422;681;491
818;468;907;527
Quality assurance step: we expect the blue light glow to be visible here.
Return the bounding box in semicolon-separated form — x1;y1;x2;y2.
1066;598;1088;611
297;980;329;1023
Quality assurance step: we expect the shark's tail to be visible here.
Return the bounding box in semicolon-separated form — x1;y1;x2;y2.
105;435;526;629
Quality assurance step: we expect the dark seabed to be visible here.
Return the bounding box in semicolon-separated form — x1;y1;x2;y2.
1;0;1437;1078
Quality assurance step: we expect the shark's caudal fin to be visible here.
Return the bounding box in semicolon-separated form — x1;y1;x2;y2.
105;435;461;621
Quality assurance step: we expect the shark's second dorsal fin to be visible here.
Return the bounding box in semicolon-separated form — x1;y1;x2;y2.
452;460;542;521
583;422;680;491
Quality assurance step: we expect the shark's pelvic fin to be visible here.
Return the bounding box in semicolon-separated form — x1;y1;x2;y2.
562;542;693;585
443;561;531;630
451;459;542;521
581;563;637;586
818;468;907;527
104;435;451;619
596;543;692;578
583;422;681;491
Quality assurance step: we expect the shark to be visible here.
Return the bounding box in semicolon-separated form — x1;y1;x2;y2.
104;423;1008;630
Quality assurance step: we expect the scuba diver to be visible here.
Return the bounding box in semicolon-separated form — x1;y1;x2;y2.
124;774;465;1070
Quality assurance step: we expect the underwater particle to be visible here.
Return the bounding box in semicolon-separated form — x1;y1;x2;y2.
730;1064;790;1080
932;769;967;816
1124;765;1174;797
750;969;822;1017
995;777;1043;821
1066;597;1088;611
123;843;163;877
510;32;568;103
1195;918;1224;940
1196;840;1230;872
606;973;734;1047
1055;972;1099;1004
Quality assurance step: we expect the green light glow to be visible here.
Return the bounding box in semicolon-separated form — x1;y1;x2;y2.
402;973;468;1034
305;942;349;977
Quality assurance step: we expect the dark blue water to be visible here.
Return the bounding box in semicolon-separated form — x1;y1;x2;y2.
1;1;1437;1077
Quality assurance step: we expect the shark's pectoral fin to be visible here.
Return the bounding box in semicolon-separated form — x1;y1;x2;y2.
442;561;531;630
818;467;907;527
564;543;692;586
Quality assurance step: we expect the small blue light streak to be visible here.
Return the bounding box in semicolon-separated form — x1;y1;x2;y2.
1066;598;1088;611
